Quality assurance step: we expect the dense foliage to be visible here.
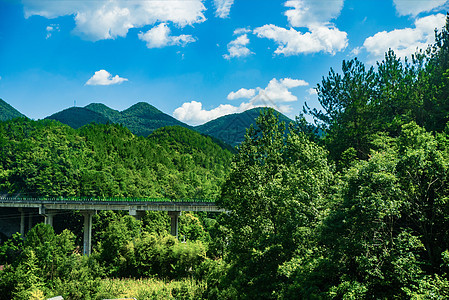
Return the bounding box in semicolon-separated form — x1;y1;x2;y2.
47;102;192;137
0;120;232;200
45;107;110;129
0;98;24;122
195;107;293;147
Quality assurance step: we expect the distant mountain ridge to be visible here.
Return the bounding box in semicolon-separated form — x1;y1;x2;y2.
45;107;111;129
195;107;293;146
0;98;25;121
47;102;191;137
0;98;294;146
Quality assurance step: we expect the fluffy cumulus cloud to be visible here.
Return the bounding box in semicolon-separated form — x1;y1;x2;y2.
254;24;347;55
23;0;206;41
227;88;256;100
284;0;344;27
214;0;234;18
393;0;447;16
363;14;446;60
254;0;347;56
138;23;195;48
223;34;253;59
173;101;254;125
174;78;308;125
85;70;128;86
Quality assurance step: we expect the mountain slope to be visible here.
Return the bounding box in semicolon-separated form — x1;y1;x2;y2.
0;119;232;200
0;99;26;121
195;107;293;147
118;102;191;137
45;107;111;129
84;103;121;122
48;102;191;137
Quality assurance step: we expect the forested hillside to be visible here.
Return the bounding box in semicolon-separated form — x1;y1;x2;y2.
0;99;25;121
0;119;232;200
45;107;110;129
195;107;293;146
47;102;192;137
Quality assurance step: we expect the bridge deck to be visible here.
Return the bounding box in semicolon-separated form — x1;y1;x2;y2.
0;197;224;212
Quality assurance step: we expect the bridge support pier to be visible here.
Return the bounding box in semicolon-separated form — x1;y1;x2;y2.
45;214;55;227
81;211;96;256
28;211;33;232
39;206;55;227
19;208;25;237
129;209;146;221
168;211;181;239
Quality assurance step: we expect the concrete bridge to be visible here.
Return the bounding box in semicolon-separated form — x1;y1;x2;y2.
0;196;224;255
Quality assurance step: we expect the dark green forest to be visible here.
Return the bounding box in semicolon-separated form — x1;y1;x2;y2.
2;15;449;300
46;102;192;137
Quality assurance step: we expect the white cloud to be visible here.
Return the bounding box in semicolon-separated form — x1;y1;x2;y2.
254;24;348;55
307;88;317;95
46;24;60;39
174;78;308;125
224;34;253;59
85;70;128;86
393;0;447;16
253;0;347;56
227;88;256;100
233;28;251;35
363;14;446;61
351;46;362;56
214;0;234;18
285;0;344;27
138;23;195;48
23;0;206;41
257;78;308;103
173;101;254;125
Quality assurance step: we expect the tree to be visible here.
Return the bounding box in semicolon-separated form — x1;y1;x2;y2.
307;123;449;298
217;108;333;299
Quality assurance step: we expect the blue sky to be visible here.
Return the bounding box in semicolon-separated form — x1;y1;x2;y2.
0;0;448;125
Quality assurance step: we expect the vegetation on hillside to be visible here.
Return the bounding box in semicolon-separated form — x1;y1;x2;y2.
0;99;25;122
45;107;110;129
195;107;293;146
48;102;192;137
0;120;232;200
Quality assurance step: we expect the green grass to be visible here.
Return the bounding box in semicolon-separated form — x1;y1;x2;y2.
95;277;207;300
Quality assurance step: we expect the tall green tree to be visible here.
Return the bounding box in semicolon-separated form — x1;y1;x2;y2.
307;123;449;298
218;109;333;299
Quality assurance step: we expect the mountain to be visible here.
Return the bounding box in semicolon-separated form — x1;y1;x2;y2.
84;103;121;122
0;98;26;121
45;107;111;129
48;102;191;137
118;102;191;137
195;107;293;147
45;102;294;146
0;118;233;200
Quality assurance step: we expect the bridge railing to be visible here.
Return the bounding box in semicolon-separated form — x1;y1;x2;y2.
0;196;216;203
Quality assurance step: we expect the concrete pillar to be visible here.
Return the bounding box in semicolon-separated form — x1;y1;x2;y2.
45;213;54;227
168;211;181;239
39;206;55;227
19;208;25;237
81;211;95;256
28;211;33;232
129;209;145;221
